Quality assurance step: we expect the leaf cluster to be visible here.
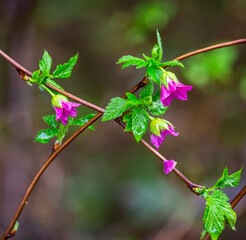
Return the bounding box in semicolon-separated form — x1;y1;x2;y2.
31;50;78;91
199;168;242;240
35;114;96;144
102;81;168;142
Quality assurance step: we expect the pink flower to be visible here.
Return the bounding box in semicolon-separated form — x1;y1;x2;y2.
163;160;177;175
151;124;179;150
52;95;81;125
160;78;193;107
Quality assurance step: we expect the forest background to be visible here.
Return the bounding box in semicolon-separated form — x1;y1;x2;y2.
0;0;245;239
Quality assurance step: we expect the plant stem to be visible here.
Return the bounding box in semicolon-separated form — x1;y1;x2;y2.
0;38;245;239
40;84;55;97
1;113;102;240
203;185;246;240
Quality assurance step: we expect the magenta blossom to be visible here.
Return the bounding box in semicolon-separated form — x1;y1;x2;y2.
163;160;177;175
52;95;81;125
160;78;193;107
151;124;179;150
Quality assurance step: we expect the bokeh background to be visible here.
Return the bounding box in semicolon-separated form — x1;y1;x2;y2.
0;0;245;239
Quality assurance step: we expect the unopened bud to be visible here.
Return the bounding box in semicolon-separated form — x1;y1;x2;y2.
51;95;68;108
150;118;169;137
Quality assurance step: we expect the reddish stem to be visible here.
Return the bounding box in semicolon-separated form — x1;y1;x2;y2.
0;38;245;239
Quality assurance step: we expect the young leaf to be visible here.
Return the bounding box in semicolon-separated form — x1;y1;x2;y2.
102;97;130;121
126;92;143;106
203;190;236;240
52;53;78;79
160;60;184;68
32;70;41;81
147;66;162;84
148;99;168;116
71;113;96;130
156;30;163;62
39;50;52;73
43;115;57;129
139;81;154;99
35;129;59;143
213;168;242;189
131;107;149;142
123;112;133;132
117;55;148;69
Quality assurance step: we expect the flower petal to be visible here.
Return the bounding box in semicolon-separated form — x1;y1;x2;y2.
163;160;177;175
151;133;165;150
60;112;68;125
54;107;63;121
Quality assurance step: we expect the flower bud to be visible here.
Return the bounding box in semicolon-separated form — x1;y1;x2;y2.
51;95;68;108
150;118;169;137
160;71;169;89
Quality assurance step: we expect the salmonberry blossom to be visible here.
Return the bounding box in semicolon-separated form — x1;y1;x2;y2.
163;160;177;175
51;95;81;125
150;118;179;150
160;71;193;107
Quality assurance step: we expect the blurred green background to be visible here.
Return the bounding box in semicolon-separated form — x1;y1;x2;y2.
0;0;245;239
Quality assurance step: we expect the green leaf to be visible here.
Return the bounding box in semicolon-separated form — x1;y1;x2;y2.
71;113;96;130
126;92;143;106
156;30;163;62
35;128;59;143
39;50;52;73
123;112;133;132
32;70;41;81
102;97;130;121
203;190;236;240
148;99;168;116
139;81;154;99
225;208;237;231
131;108;149;142
117;55;148;69
147;66;162;84
160;60;184;68
35;72;50;85
200;229;208;240
43;115;57;129
213;168;242;189
52;53;78;79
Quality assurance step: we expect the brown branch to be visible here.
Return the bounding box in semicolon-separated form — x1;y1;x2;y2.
1;113;103;240
0;38;245;239
203;185;246;240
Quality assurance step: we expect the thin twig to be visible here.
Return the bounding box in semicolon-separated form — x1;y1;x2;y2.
0;38;245;239
203;185;246;240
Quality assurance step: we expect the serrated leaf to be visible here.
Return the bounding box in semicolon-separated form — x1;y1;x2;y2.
214;168;242;189
35;71;50;85
160;60;184;68
35;128;59;143
71;113;96;130
39;50;52;73
131;108;149;142
203;190;236;240
156;30;163;62
147;66;162;85
139;81;154;99
102;97;130;121
126;92;143;106
148;99;168;116
52;53;78;79
224;208;237;231
117;55;147;69
142;53;152;61
123;112;133;132
43;115;57;128
32;70;40;81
